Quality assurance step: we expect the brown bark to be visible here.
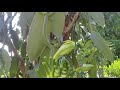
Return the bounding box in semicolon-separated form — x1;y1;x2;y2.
63;12;80;41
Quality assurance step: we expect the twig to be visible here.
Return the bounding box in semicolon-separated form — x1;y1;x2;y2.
63;12;80;34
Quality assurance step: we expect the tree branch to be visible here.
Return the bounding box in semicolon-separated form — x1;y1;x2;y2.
63;12;80;34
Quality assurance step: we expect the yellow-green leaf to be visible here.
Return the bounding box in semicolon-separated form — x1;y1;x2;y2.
53;40;75;60
75;64;94;72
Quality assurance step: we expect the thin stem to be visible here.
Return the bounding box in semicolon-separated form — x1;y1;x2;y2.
71;27;79;69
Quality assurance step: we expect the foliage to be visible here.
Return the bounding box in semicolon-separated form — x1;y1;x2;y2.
0;12;118;78
104;59;120;78
98;12;120;59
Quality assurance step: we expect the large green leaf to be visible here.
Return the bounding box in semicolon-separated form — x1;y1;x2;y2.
42;12;65;46
1;48;11;71
41;12;65;57
27;13;52;61
27;12;45;61
42;14;52;47
88;12;105;28
90;31;113;62
27;12;65;61
50;12;65;39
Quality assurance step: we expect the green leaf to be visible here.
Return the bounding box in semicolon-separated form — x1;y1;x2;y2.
53;40;75;60
27;12;45;61
10;57;19;78
88;12;105;28
41;14;51;47
50;12;65;39
1;48;11;71
41;12;65;57
90;31;113;62
42;12;65;46
75;64;94;72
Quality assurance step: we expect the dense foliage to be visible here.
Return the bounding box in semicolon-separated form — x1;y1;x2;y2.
0;12;119;78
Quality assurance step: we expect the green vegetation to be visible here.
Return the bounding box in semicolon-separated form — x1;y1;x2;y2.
0;12;120;78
